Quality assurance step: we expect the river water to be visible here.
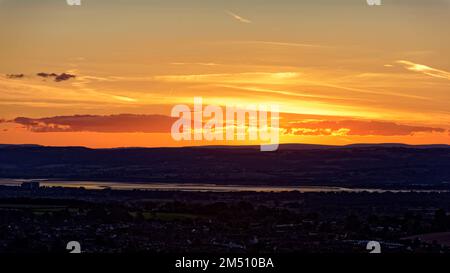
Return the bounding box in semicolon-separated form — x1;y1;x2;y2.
0;179;447;193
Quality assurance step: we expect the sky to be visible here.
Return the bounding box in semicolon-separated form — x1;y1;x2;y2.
0;0;449;147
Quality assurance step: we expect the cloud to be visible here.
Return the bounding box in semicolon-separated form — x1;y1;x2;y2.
230;41;327;48
9;113;447;138
217;84;369;103
110;95;138;102
226;10;252;24
283;120;447;136
154;72;300;85
170;62;220;66
4;72;77;82
397;60;450;80
37;72;76;82
13;114;177;133
37;73;58;78
5;74;24;79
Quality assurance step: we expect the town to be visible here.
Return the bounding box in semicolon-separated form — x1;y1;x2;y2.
0;183;449;254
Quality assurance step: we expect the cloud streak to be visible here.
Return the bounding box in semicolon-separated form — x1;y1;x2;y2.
230;40;327;48
283;120;446;136
154;72;300;85
170;62;220;66
397;60;450;80
226;10;252;24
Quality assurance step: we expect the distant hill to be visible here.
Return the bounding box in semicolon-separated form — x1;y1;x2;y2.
194;143;450;150
0;144;449;189
344;143;450;149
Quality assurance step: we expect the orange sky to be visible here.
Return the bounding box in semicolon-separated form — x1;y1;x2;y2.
0;0;449;147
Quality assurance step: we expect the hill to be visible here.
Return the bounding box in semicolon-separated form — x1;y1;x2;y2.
0;144;449;189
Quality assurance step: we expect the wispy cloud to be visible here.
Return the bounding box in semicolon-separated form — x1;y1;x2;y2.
170;62;220;66
216;84;371;103
230;40;327;48
111;95;138;102
283;120;447;137
226;10;252;24
397;60;450;80
0;73;138;106
153;72;300;85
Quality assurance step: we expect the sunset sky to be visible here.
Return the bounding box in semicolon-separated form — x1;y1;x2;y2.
0;0;449;147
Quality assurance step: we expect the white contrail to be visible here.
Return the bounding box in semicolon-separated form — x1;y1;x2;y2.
226;10;252;24
397;60;450;80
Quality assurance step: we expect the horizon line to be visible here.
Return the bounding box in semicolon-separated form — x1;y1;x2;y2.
1;143;449;150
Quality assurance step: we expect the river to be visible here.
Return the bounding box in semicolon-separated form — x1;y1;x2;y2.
0;179;447;193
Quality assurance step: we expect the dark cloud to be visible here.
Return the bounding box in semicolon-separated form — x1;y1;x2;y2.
283;120;447;136
37;72;76;82
55;73;76;82
37;72;58;78
9;113;448;137
13;114;177;133
6;74;24;79
5;72;77;82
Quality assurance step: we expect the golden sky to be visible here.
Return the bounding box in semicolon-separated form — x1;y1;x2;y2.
0;0;449;147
